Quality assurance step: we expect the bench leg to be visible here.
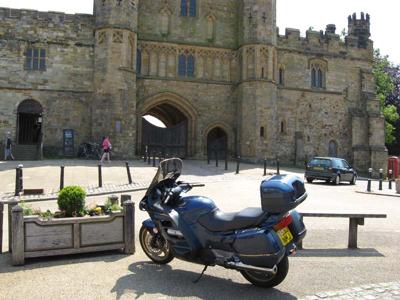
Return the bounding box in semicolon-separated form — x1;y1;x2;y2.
348;218;364;249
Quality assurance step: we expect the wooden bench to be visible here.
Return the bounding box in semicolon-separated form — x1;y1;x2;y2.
298;212;387;249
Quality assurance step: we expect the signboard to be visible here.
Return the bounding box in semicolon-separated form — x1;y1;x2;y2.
63;129;74;157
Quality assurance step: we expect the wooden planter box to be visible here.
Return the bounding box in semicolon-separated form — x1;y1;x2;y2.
11;200;135;266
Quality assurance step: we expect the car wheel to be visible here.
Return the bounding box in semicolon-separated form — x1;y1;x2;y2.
334;175;340;185
350;175;357;185
306;178;313;183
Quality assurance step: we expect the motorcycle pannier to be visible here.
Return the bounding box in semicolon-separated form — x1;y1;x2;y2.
260;175;307;213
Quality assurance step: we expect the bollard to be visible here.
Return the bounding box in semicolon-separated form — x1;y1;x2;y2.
389;169;393;190
60;165;65;190
225;152;228;171
304;155;308;170
0;202;3;253
120;194;131;206
125;162;133;184
276;157;280;175
14;167;20;196
367;168;372;192
147;153;151;165
379;169;383;191
18;165;23;193
98;164;103;188
263;158;267;176
143;149;147;162
215;150;219;167
236;156;240;174
152;152;156;167
207;149;210;165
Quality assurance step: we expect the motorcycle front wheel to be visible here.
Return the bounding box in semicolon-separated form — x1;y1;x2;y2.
139;225;174;264
240;256;289;288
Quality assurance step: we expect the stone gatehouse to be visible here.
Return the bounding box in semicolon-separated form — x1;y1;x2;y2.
0;0;387;171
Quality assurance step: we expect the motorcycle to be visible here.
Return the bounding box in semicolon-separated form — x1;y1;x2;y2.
139;158;307;288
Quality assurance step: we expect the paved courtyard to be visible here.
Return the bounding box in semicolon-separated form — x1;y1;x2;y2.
0;159;399;299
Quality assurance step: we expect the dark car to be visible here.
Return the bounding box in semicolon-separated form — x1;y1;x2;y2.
305;157;357;185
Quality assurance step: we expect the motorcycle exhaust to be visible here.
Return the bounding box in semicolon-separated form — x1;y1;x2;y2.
225;261;278;275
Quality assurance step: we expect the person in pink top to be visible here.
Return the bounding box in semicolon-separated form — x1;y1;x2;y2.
100;136;111;163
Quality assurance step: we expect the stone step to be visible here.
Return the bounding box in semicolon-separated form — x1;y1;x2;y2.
12;145;39;160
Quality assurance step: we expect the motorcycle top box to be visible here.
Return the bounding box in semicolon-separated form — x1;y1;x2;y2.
260;175;307;213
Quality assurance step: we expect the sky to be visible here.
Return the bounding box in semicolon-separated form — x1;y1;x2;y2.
0;0;398;64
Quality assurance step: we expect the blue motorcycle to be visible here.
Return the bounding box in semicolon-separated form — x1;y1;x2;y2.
139;158;307;288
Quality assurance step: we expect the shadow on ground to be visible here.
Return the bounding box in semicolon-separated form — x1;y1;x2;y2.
111;261;296;300
0;250;126;274
296;247;384;257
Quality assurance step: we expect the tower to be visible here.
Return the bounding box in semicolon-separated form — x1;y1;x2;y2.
92;0;139;158
347;12;371;49
237;0;278;160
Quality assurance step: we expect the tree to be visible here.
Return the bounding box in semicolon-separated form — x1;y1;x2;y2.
373;50;400;146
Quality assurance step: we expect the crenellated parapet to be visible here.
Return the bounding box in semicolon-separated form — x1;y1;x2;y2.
94;0;138;32
0;7;94;45
278;14;373;62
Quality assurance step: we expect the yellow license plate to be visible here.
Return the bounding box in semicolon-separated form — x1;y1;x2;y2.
313;166;324;171
277;227;293;246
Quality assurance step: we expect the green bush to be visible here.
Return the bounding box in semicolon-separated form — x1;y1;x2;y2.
57;186;86;217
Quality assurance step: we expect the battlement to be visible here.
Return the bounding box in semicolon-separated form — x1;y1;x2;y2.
347;12;370;48
0;7;94;25
278;15;373;60
94;0;138;31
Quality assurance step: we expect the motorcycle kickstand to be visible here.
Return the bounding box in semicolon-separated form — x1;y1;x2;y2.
192;265;208;284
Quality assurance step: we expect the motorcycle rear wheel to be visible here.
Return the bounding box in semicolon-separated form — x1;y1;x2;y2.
139;225;174;264
240;256;289;288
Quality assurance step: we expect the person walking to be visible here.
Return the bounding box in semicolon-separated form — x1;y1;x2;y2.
4;132;15;161
100;136;111;163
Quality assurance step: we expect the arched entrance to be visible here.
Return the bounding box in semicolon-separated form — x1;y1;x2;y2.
17;99;43;144
207;127;228;159
142;103;188;158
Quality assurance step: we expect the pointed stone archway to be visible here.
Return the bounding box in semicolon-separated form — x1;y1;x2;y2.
137;92;198;157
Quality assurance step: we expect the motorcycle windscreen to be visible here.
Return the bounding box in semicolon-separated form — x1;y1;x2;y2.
145;158;183;196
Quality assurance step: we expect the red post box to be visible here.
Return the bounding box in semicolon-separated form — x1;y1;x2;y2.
387;156;400;179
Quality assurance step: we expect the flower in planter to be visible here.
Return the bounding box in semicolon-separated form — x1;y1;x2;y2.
57;186;86;217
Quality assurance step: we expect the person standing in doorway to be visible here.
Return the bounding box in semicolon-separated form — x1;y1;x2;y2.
100;136;111;163
4;132;15;161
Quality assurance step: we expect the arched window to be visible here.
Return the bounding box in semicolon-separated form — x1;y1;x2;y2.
181;0;196;17
180;0;187;16
310;61;326;89
136;49;142;74
187;55;195;77
311;68;317;87
178;54;187;76
178;53;195;77
189;0;196;17
279;68;284;85
318;69;323;88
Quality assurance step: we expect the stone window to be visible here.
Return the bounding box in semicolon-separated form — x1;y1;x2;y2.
178;54;195;77
260;127;265;137
181;0;196;17
136;49;142;74
309;60;327;89
25;48;46;71
280;121;286;134
98;31;106;44
279;67;284;85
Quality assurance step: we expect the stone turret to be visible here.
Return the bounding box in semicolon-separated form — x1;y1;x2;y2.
92;0;139;158
347;12;371;48
240;0;277;45
237;0;278;161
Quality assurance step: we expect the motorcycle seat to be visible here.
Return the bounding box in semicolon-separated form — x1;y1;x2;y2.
198;207;267;232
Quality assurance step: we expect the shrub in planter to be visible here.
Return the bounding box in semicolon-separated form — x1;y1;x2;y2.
57;186;86;217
